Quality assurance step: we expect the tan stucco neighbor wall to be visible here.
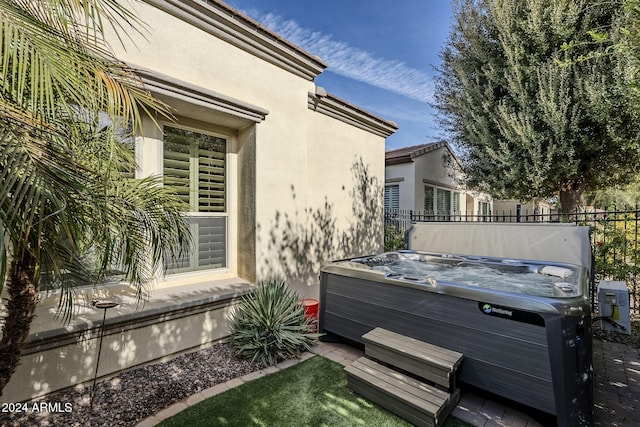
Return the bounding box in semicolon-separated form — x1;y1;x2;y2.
2;0;397;402
385;162;415;211
385;145;465;213
493;199;553;222
413;146;466;215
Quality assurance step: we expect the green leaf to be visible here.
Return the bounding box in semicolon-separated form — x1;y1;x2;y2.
231;278;322;367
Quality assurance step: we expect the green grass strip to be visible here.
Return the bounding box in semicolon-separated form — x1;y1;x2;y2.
159;355;471;427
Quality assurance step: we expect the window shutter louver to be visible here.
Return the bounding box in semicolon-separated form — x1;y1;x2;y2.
436;188;450;220
163;127;227;273
453;192;460;216
425;186;434;215
164;140;191;206
197;142;226;212
384;185;399;210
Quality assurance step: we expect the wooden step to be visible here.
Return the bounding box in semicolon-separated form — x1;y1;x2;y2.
362;327;463;391
345;357;460;427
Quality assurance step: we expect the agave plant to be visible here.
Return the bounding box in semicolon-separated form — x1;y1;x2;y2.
231;279;321;367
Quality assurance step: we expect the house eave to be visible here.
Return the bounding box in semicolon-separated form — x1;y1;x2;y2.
385;156;413;166
308;88;398;138
136;66;269;127
142;0;327;81
385;141;464;169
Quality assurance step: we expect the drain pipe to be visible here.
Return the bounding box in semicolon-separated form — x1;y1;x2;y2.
90;300;119;409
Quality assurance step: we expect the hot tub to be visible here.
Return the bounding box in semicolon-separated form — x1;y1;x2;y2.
319;223;593;427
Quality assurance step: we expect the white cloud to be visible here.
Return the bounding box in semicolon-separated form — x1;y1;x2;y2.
251;12;434;104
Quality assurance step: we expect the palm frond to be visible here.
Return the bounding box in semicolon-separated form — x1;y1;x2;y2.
0;219;6;294
0;0;171;133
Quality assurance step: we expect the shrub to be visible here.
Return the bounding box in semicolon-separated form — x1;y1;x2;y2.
593;216;640;297
231;279;320;367
384;224;405;251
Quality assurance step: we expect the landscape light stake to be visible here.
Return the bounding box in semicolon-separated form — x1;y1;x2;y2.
90;300;119;409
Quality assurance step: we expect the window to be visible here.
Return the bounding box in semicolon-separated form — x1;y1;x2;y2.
452;192;460;219
384;185;399;210
425;185;460;220
479;201;491;221
424;186;434;216
163;126;227;273
436;189;450;220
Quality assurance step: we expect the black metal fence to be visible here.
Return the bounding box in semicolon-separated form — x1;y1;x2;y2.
384;207;640;315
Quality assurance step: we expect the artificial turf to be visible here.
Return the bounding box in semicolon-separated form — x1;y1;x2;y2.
159;355;471;427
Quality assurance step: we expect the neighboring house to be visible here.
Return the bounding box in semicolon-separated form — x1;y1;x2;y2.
384;142;492;220
492;199;555;222
4;0;397;402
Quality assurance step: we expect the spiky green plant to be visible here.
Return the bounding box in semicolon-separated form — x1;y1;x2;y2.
231;279;320;367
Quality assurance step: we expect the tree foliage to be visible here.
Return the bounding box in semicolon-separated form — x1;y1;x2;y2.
435;0;640;213
586;179;640;208
618;0;640;93
0;0;190;396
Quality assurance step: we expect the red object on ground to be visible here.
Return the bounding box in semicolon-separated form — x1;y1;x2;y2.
300;299;319;332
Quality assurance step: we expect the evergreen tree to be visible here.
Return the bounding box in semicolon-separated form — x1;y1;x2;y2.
435;0;640;214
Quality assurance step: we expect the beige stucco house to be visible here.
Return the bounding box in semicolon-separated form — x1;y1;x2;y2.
2;0;397;402
384;142;492;221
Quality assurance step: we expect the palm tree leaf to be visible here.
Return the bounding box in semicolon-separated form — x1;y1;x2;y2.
0;0;171;133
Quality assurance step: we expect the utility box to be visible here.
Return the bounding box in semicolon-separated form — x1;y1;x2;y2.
597;281;631;335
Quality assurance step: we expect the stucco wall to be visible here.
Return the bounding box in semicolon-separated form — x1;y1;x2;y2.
412;146;465;213
2;0;394;402
385;163;415;211
111;2;315;111
2;280;253;403
292;111;385;297
107;1;391;297
493;200;552;222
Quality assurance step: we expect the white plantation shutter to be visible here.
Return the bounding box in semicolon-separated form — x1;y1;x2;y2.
384;185;399;210
452;192;460;216
197;144;226;212
164;128;226;211
163;136;191;206
436;188;450;219
424;185;434;215
163;127;227;272
194;216;226;268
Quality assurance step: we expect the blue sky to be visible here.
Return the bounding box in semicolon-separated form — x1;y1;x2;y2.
224;0;455;150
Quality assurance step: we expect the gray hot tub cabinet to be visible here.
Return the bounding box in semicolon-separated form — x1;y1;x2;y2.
319;223;593;427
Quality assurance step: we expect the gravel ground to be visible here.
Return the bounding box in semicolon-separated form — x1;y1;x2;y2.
0;342;261;427
592;315;640;348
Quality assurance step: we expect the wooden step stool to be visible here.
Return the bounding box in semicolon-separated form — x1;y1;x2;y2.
362;327;463;392
345;327;463;427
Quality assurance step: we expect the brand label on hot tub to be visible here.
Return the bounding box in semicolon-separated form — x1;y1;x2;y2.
478;302;545;326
